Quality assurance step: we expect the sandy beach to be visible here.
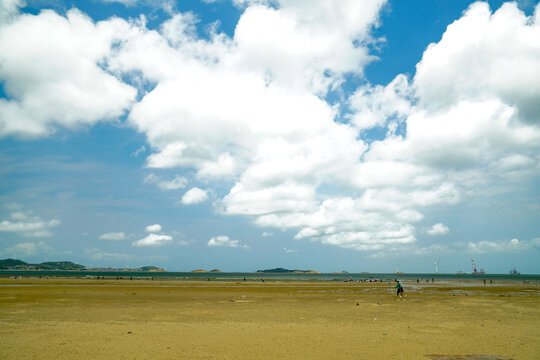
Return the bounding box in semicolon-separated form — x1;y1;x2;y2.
0;277;538;359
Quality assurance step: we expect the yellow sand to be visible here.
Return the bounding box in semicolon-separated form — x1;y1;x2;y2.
0;278;539;359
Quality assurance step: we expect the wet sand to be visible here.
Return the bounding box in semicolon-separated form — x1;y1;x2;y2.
0;278;539;359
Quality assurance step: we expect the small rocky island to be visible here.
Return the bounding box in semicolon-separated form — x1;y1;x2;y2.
256;267;320;274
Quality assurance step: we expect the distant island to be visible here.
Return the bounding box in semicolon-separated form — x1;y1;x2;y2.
256;267;320;274
0;258;165;272
191;269;222;273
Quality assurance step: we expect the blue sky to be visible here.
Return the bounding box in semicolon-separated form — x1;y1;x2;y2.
1;0;539;273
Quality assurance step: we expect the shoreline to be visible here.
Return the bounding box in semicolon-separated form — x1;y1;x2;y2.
1;270;538;282
1;277;539;297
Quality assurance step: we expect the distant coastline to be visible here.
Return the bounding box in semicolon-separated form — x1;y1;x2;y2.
0;260;324;274
1;259;536;278
0;258;165;272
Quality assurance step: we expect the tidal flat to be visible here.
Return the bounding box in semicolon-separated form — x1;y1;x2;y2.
0;278;538;359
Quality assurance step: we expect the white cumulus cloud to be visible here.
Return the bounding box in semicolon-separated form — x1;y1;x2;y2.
414;2;540;122
207;235;248;248
0;8;136;138
145;224;162;233
98;232;126;241
132;233;172;247
181;187;209;205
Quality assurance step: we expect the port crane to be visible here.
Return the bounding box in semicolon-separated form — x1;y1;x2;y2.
471;259;485;274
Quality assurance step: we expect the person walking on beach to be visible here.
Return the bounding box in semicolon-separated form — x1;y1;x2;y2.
395;280;404;298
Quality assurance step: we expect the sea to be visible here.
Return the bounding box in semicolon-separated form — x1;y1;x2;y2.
1;271;539;283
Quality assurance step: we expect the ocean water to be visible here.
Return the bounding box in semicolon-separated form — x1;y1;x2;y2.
1;270;539;282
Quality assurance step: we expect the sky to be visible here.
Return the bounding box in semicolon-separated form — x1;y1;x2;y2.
0;0;539;274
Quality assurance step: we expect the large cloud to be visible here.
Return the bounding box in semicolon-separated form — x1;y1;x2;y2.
0;8;136;137
232;0;385;95
237;1;540;250
335;2;540;250
357;3;540;187
114;1;382;251
414;2;540;122
110;0;382;178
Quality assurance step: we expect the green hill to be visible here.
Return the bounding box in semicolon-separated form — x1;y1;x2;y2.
0;259;85;270
0;258;28;269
